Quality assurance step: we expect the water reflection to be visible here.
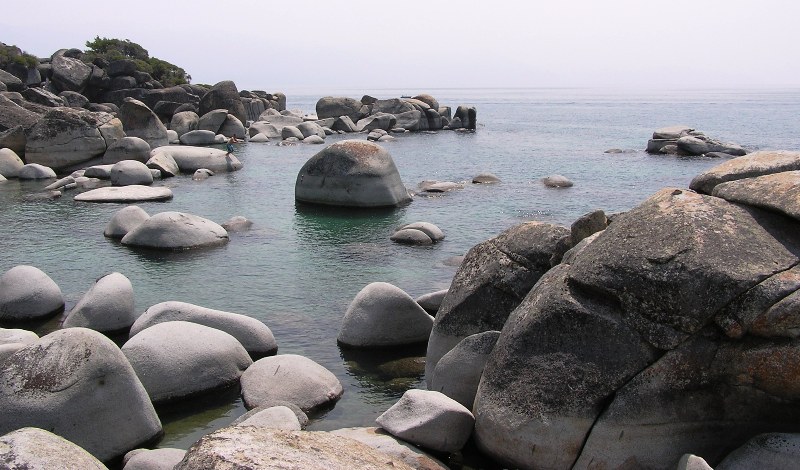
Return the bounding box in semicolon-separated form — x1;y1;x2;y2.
339;343;427;398
157;384;245;449
293;203;407;245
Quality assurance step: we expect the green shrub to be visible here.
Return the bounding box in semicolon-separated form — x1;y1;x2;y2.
84;36;189;86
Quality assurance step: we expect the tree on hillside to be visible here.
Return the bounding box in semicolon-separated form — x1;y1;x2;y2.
83;36;190;86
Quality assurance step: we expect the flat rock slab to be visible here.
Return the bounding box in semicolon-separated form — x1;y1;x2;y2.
690;150;800;194
174;427;415;470
75;185;173;203
712;170;800;222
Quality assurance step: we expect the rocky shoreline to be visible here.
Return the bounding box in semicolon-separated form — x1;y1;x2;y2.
2;43;800;470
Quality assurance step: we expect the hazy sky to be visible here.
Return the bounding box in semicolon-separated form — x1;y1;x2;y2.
3;0;798;93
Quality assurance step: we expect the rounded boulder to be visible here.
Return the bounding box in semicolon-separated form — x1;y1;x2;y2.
104;205;151;239
0;328;162;461
123;448;186;470
130;300;277;358
17;163;56;180
111;160;154;186
62;272;137;334
149;145;243;173
429;330;501;409
0;265;64;322
240;354;343;412
103;137;151;164
0;147;24;178
120;211;229;250
295;140;411;208
337;282;434;348
0;427;107;470
542;174;574;188
122;321;252;404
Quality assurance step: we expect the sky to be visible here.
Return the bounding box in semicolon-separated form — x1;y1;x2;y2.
2;0;799;94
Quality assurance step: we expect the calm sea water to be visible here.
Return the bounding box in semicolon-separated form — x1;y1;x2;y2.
1;88;799;452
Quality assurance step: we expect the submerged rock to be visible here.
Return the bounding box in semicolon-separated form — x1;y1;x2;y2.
542;174;573;188
74;185;173;203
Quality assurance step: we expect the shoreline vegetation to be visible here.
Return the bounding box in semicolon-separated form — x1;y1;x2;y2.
1;40;800;470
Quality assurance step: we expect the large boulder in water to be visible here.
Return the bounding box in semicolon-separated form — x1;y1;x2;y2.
0;427;108;470
120;211;229;250
130;300;277;358
240;354;343;412
473;187;800;469
104;205;150;238
338;282;434;348
62;272;137;334
118;99;169;149
198;81;247;126
0;328;162;461
425;221;571;379
174;427;415;470
0;265;64;323
149;145;242;173
110;160;154;186
24;108;113;170
0;147;24;178
121;321;252;404
315;96;363;122
294;140;411;208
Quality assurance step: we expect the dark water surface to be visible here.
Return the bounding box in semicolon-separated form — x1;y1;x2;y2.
1;88;799;450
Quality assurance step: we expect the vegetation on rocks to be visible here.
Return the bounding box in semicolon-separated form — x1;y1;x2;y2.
83;37;189;86
0;43;39;69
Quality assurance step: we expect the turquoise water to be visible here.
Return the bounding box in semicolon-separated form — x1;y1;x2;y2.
1;88;799;451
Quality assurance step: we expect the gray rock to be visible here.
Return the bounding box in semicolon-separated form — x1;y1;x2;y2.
198;81;247;126
542;174;574;187
145;151;179;177
0;126;27;156
415;289;448;314
357;113;397;132
712;170;800;222
122;321;252;404
571;209;608;244
170;111;199;138
198;109;228;134
338;282;434;348
0;265;63;322
690;150;800;195
240;354;343;412
129;301;276;357
179;129;217;145
676;454;714;470
219;114;246;139
472;172;501;184
60;91;90;108
123;448;186;470
393;110;424;131
303;135;325;144
83;164;114;179
22;87;65;107
0;343;24;363
110;160;154;186
331;115;359;133
390;228;433;245
107;59;138;77
44;175;75;191
63;272;137;334
230;401;308;429
0;328;162;461
474;188;800;469
647;138;677;154
316;96;364;121
104;137;152;164
331;427;448;470
653;125;694;139
104;205;151;239
0;95;40;135
717;433;800;470
0;147;24;177
281;125;304;140
295;140;411;208
0;69;23;92
0;427;108;469
429;331;500;410
51;50;92;92
425;221;571;378
400;222;445;241
149;145;243;173
412;94;440;112
98;117;126;149
248;121;280;139
74;185;173;203
173;427;414;470
454;105;477;130
118;99;169;149
18;163;56;179
235;405;301;430
0;328;38;346
376;389;474;453
561;231;602;264
419;181;462;192
297;121;325;139
373;98;414;115
120;211;228;250
677;135;746;156
25;108;111;170
192;168;213;180
249;133;269;143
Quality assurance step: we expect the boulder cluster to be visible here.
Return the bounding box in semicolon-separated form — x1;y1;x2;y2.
647;124;747;157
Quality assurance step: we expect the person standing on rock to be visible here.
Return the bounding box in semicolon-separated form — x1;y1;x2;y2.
226;135;239;154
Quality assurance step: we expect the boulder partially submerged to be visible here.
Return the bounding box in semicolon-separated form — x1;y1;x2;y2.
149;145;243;173
120;211;228;250
295;140;411;208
